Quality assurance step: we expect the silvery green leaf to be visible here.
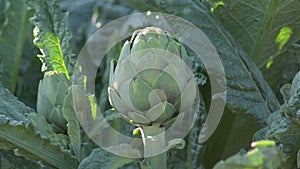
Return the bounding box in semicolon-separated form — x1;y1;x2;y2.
255;71;300;168
0;116;78;169
78;144;139;169
0;86;33;122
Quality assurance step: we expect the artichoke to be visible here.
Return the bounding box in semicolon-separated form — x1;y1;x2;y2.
37;71;71;132
108;27;199;126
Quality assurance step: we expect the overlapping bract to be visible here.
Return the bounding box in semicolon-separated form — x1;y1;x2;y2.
37;72;70;132
108;27;199;126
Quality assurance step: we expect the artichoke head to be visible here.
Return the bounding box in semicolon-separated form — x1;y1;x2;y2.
108;27;199;126
37;71;71;132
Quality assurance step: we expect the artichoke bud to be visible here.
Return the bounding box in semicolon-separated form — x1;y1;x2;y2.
108;27;199;126
37;72;71;132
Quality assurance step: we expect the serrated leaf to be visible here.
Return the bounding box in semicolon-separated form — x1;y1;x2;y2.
27;113;69;149
148;0;280;167
213;0;300;68
0;0;28;92
0;87;78;168
0;150;47;169
255;71;300;168
149;0;280;121
0;116;78;169
212;0;300;101
27;0;74;78
78;145;139;169
213;140;286;169
0;86;34;122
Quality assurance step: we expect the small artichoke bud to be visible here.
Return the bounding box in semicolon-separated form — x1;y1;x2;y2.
108;27;199;126
37;72;71;132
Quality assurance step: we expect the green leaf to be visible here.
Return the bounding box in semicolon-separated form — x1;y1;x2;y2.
0;150;46;169
212;0;300;97
27;113;70;150
27;0;74;78
62;89;81;160
187;101;207;169
151;0;280;167
261;41;300;100
167;148;187;169
0;86;34;122
255;71;300;168
0;0;28;92
36;72;70;132
145;0;280;121
0;85;77;168
0;116;78;169
213;140;286;169
297;149;300;168
78;145;139;169
213;0;300;67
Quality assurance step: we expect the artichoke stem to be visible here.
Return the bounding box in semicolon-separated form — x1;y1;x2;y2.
141;123;167;169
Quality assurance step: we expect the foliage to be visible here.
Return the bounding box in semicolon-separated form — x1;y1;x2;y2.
213;140;286;169
255;71;300;168
0;0;28;93
211;0;300;97
0;0;299;168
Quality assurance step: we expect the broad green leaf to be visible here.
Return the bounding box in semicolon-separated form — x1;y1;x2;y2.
0;150;46;169
0;116;78;169
16;39;43;108
133;0;280;122
27;113;70;150
213;140;286;169
147;0;280;167
261;41;300;99
62;89;81;160
0;86;73;166
212;0;300;96
58;0;96;55
27;0;74;78
0;0;28;92
78;144;139;169
213;0;300;67
0;85;34;122
255;71;300;169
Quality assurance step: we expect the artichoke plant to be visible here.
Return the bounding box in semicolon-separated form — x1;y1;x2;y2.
37;71;71;132
108;27;199;126
108;27;199;169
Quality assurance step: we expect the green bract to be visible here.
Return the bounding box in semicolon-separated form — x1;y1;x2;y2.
37;71;71;132
108;27;199;126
